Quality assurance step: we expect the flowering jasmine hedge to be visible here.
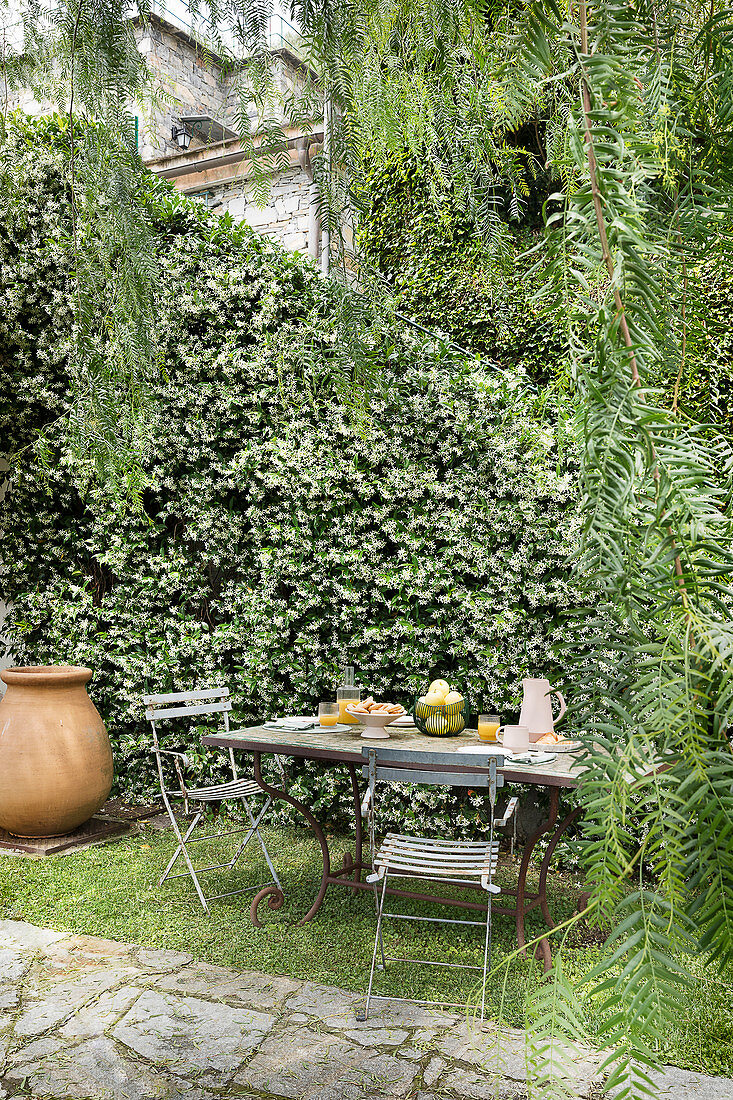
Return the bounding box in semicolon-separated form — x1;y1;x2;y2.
1;116;583;832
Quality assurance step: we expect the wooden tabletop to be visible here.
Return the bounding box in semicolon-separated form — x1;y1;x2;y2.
203;724;587;788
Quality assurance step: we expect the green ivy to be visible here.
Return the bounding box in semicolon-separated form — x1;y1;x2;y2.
355;151;569;382
356;150;733;435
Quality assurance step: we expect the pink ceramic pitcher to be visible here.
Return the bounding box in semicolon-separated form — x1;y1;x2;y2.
518;678;566;743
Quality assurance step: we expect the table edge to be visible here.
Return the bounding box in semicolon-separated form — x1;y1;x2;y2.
202;733;581;789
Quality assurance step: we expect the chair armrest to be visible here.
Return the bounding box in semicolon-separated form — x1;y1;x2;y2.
148;747;190;802
147;747;191;768
495;796;518;828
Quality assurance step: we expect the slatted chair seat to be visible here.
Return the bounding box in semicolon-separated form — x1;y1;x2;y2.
183;778;264;802
374;833;500;881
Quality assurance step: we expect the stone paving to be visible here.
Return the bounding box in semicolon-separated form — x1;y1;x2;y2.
0;920;731;1100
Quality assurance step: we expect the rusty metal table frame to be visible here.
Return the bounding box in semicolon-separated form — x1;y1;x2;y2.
202;725;585;968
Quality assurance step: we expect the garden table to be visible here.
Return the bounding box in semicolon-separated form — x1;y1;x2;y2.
202;724;587;968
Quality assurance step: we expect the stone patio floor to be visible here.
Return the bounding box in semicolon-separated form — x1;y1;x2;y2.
0;920;731;1100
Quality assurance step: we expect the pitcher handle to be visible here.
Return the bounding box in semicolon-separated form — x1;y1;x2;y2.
553;691;567;724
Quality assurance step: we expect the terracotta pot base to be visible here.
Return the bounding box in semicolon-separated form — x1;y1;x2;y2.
8;829;77;839
0;665;113;838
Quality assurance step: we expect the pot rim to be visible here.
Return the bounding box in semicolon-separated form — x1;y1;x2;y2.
1;665;93;687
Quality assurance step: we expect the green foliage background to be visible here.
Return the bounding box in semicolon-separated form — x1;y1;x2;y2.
0;116;584;830
356;151;733;436
668;260;733;438
356;152;568;382
3;0;733;1087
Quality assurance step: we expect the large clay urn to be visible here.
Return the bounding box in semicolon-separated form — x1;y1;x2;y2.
0;666;113;837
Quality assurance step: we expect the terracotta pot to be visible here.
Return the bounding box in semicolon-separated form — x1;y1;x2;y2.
0;665;113;837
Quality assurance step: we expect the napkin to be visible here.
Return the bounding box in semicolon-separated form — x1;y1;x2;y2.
264;717;318;731
509;751;556;765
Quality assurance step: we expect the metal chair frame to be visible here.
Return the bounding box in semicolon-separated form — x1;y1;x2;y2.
358;744;517;1022
144;687;282;912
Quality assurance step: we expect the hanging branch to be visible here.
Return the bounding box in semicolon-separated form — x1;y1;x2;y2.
576;0;692;616
577;0;638;382
67;0;84;325
671;198;688;416
2;24;9;118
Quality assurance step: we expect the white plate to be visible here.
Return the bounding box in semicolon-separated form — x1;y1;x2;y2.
538;740;583;753
457;744;507;755
494;734;575;753
389;714;415;727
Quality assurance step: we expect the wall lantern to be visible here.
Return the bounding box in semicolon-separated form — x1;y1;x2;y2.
171;121;192;150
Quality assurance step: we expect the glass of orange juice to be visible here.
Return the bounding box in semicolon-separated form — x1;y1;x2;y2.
319;702;340;727
478;714;501;743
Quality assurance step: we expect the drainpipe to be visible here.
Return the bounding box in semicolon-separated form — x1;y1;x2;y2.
320;92;331;276
298;137;321;263
308;179;321;261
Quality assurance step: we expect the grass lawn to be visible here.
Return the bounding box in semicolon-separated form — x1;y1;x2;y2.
1;821;732;1077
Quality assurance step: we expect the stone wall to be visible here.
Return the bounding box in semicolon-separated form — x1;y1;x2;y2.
133;19;310;163
224;48;310;125
195;166;315;253
134;20;232;163
134;18;318;256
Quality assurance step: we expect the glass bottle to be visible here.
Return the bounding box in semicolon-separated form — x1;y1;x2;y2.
337;665;360;724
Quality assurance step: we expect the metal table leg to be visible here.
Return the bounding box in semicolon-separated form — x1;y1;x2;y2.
516;786;560;965
518;798;583;972
341;763;363;894
248;750;580;961
538;805;583;929
250;751;332;926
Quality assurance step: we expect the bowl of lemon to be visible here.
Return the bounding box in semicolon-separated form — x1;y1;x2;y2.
414;679;466;737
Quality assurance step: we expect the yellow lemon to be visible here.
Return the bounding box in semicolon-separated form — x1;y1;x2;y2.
424;690;446;707
445;690;464;705
448;711;465;732
429;679;450;697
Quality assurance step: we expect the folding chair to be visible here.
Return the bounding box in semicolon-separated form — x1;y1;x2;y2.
144;687;283;912
358;744;517;1021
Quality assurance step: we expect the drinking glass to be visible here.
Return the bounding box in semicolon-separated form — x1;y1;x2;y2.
478;714;501;743
319;702;340;727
